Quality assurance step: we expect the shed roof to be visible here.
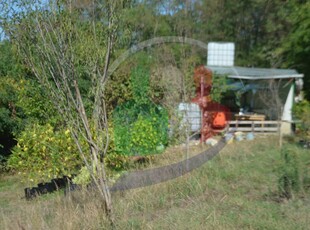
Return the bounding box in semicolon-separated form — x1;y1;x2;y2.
206;66;303;80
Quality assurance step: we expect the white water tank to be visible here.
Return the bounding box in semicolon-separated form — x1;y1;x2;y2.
178;103;201;132
207;42;235;66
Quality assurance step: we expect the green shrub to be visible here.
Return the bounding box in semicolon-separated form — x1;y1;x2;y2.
105;153;129;171
72;166;91;186
278;145;302;199
16;79;58;125
8;123;82;183
113;103;168;156
131;115;160;153
293;100;310;138
113;64;169;156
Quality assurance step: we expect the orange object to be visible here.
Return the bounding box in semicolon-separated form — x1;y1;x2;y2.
191;66;230;142
213;112;226;128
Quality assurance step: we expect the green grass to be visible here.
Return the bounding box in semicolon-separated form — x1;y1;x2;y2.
1;136;310;229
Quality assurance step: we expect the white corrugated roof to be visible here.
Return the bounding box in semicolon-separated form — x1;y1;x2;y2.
206;66;303;80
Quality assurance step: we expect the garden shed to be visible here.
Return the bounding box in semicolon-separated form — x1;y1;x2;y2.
201;42;304;135
206;65;304;134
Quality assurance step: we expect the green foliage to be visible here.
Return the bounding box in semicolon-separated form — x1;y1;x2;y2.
119;4;172;44
104;72;133;115
211;74;229;103
0;41;25;158
0;41;23;77
0;41;59;159
293;100;310;138
280;2;310;99
278;145;303;199
131;66;150;104
131;113;166;155
0;150;8;172
105;153;129;171
113;65;168;156
113;102;168;156
0;77;22;134
0;76;61;160
16;79;59;125
0;77;54;130
8;124;82;183
72;166;91;186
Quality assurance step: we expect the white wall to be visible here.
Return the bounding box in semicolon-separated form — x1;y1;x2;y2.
282;84;294;122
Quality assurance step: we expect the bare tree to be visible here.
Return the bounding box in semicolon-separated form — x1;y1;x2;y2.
0;0;123;225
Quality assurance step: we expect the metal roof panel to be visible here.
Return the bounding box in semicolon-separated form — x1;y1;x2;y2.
206;66;303;79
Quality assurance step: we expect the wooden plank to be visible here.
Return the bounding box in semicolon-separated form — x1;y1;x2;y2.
227;120;279;133
234;114;266;121
228;127;278;132
228;121;279;124
228;121;278;125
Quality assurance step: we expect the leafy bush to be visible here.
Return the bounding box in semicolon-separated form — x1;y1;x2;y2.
131;113;166;154
72;166;91;186
0;78;23;134
8;124;82;183
293;100;310;138
113;103;168;156
0;77;60;161
210;73;229;103
113;64;169;156
16;79;58;125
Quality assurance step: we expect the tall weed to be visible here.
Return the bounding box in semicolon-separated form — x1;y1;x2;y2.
278;145;303;199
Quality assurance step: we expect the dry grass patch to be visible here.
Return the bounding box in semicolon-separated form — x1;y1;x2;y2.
1;135;310;229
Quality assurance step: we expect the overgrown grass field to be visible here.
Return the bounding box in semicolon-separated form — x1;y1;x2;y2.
1;136;309;229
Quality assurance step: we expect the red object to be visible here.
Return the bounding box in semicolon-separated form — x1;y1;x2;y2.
191;66;230;142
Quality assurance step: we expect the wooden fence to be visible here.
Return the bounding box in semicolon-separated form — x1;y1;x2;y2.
227;120;280;133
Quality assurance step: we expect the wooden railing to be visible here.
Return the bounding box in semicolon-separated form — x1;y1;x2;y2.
227;120;280;133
